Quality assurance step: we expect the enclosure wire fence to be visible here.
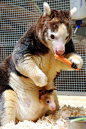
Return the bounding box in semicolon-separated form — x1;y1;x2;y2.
0;0;86;95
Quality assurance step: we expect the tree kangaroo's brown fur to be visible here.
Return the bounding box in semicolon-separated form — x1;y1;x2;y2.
0;2;83;126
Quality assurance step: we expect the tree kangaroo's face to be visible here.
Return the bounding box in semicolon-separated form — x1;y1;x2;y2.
44;22;69;55
38;2;77;55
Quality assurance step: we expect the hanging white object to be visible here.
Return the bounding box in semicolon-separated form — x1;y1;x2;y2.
70;0;86;20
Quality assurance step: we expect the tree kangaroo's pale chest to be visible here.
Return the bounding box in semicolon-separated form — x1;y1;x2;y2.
35;52;61;80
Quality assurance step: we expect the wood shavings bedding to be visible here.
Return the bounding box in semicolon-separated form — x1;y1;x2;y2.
0;104;86;129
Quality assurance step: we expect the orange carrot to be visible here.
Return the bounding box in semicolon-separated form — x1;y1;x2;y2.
54;54;80;70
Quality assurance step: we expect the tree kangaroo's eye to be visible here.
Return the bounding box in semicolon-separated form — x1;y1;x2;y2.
65;36;69;40
45;99;50;104
46;100;50;103
50;34;55;39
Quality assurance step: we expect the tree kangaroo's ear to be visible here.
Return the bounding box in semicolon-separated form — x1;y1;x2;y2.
70;7;77;18
39;90;46;97
43;2;51;17
48;88;57;93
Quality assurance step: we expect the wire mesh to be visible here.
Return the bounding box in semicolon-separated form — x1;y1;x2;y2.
0;0;86;96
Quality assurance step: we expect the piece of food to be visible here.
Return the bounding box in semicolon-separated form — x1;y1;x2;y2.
54;54;80;70
70;117;86;123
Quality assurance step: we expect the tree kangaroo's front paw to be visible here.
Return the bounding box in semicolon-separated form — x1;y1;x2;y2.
68;55;83;69
32;72;48;87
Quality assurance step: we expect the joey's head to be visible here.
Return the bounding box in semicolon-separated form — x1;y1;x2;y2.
36;2;77;55
39;89;56;110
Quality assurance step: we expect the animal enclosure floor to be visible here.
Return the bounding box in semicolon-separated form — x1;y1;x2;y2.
0;96;86;129
58;95;86;107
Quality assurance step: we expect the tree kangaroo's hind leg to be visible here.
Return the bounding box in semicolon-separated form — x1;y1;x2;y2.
1;90;16;126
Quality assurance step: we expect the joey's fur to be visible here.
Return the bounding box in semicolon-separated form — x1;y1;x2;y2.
0;2;83;126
